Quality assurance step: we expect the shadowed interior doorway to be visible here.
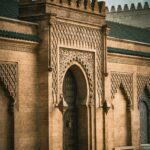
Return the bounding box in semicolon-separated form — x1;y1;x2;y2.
63;66;88;150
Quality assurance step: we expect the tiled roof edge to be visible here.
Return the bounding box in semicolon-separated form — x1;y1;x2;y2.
106;21;150;44
108;47;150;58
107;20;150;31
0;29;40;42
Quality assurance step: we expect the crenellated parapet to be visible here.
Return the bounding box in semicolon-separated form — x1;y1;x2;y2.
50;0;105;14
19;0;106;21
107;2;149;13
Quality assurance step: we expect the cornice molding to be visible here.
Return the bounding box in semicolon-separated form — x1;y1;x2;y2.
0;29;40;42
108;47;150;58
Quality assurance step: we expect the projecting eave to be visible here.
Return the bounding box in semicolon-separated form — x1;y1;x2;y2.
0;16;38;26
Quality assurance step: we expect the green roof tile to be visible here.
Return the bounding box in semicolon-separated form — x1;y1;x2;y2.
108;47;150;58
0;29;40;42
107;21;150;44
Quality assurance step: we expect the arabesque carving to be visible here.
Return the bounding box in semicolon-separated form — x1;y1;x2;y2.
0;62;18;104
51;20;103;105
59;48;95;104
137;75;150;101
111;72;133;104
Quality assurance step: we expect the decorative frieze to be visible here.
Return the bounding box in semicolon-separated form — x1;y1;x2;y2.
137;75;150;101
111;72;133;104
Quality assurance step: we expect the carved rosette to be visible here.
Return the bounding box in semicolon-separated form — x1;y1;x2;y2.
111;72;133;104
0;62;18;107
137;75;150;101
51;19;103;105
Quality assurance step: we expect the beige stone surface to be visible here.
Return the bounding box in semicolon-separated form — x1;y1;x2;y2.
0;1;149;150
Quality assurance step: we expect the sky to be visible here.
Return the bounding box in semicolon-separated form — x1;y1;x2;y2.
106;0;150;9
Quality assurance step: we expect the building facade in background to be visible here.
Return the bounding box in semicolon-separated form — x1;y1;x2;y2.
106;2;150;29
0;0;150;150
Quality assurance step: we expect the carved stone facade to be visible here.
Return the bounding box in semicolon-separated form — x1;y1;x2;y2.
0;62;18;104
111;72;133;105
0;1;150;150
59;48;95;104
51;20;103;106
137;75;150;101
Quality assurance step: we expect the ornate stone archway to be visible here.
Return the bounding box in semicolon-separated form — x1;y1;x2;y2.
62;65;89;150
59;47;95;106
49;20;102;149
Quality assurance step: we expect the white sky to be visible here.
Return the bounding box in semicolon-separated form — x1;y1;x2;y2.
106;0;150;9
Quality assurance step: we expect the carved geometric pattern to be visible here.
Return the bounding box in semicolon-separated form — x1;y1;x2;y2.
51;20;103;104
0;62;18;103
111;72;133;104
59;48;95;104
137;75;150;101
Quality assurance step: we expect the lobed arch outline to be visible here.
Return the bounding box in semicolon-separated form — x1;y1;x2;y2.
138;86;150;110
61;61;90;105
110;72;133;108
61;61;90;106
137;74;150;108
111;83;132;109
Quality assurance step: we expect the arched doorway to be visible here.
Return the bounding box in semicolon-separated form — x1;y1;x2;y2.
63;70;78;150
63;65;88;150
0;85;14;150
140;88;150;145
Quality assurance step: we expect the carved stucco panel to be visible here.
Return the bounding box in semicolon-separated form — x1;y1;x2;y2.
111;72;133;105
137;75;150;101
0;62;18;105
59;48;95;105
51;20;103;105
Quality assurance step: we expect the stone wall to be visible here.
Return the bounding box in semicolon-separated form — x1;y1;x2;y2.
0;17;39;150
106;37;150;150
0;1;150;149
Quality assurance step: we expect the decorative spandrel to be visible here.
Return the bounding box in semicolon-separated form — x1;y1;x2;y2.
59;48;95;105
111;72;133;104
137;75;150;101
0;62;18;104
